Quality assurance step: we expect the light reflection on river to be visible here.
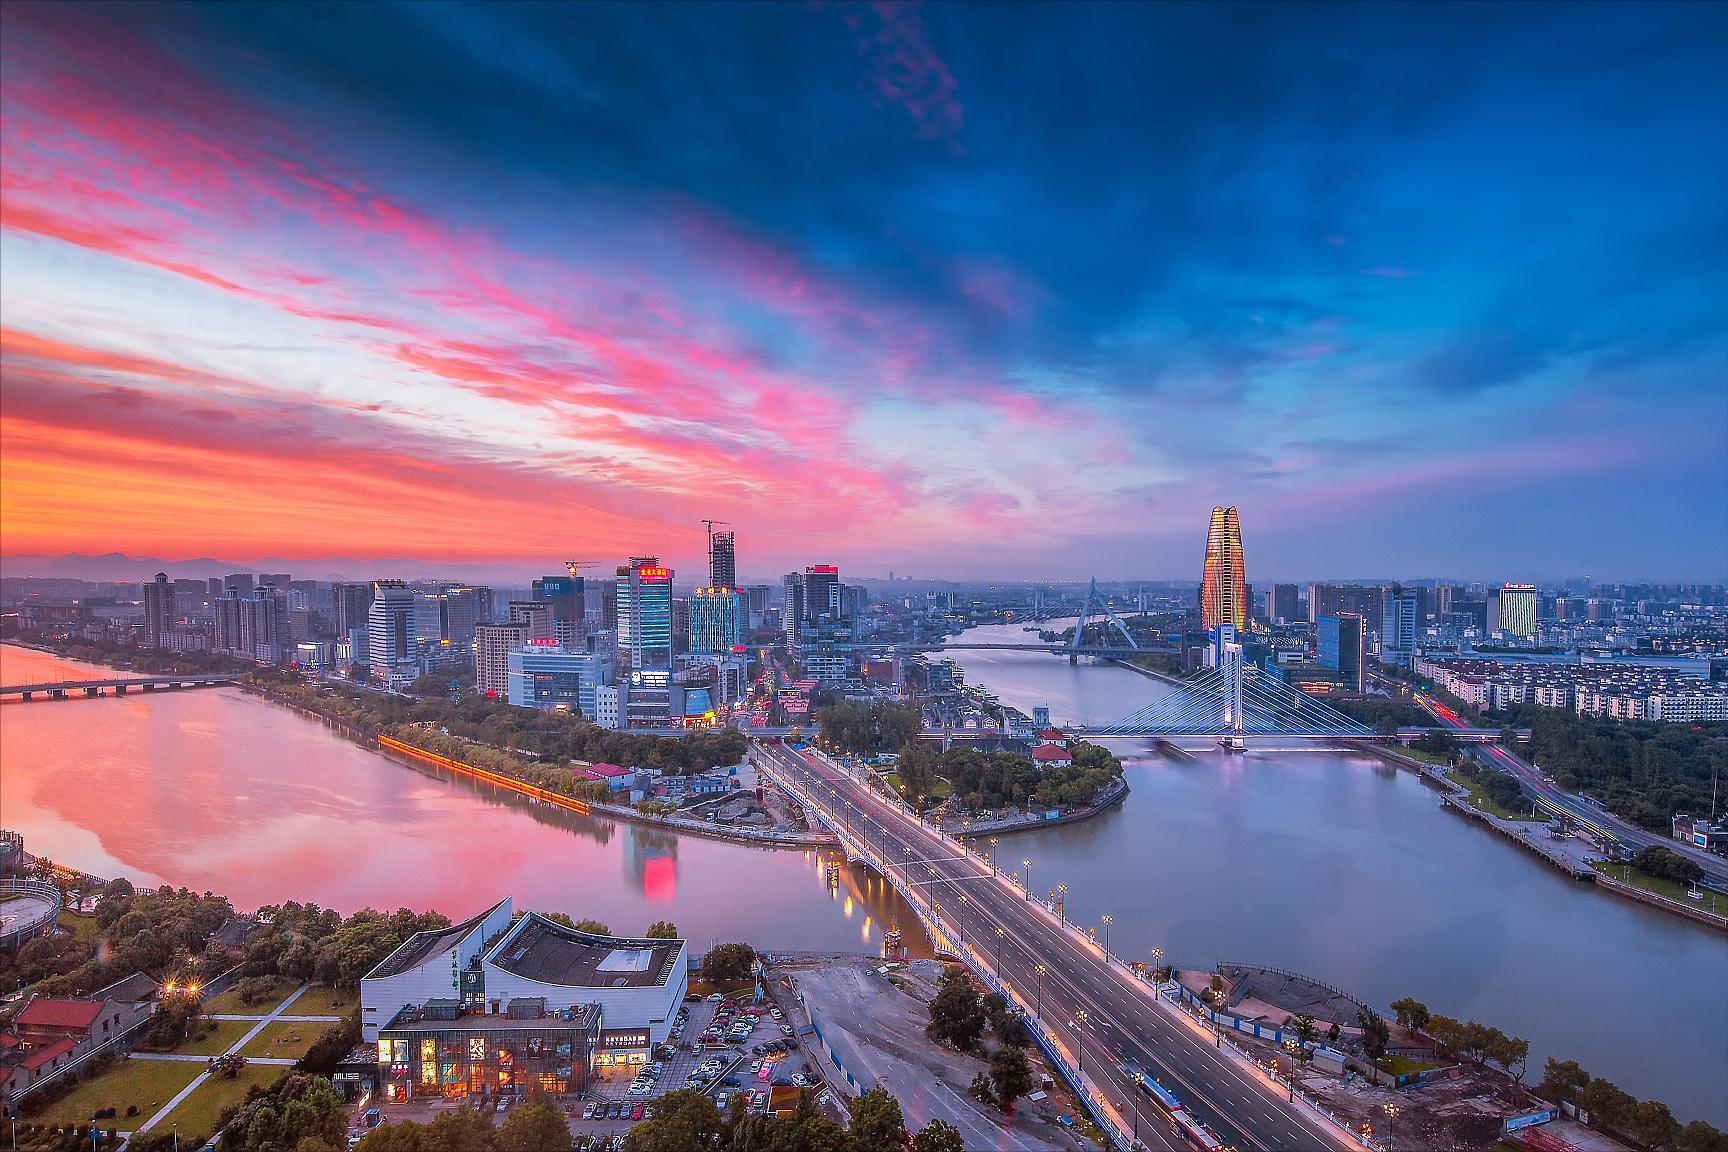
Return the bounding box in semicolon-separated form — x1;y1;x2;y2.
941;620;1726;1126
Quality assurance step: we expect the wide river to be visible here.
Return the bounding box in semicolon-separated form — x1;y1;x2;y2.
3;634;1724;1123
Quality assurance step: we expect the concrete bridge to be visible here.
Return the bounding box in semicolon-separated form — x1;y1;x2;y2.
0;674;235;701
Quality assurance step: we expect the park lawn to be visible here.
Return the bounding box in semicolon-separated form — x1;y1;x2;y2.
169;1018;253;1056
300;984;358;1017
160;1063;284;1141
203;976;299;1017
880;772;952;807
1591;860;1718;910
240;1020;320;1060
29;1056;202;1126
56;909;101;945
1377;1053;1443;1077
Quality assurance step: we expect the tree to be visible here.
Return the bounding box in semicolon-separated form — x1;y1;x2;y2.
1628;1100;1681;1151
1290;1013;1317;1060
644;920;679;940
926;966;986;1052
847;1088;909;1152
911;1120;967;1152
1631;845;1706;886
568;917;612;935
701;942;757;986
423;1109;499;1152
968;1072;997;1109
623;1089;721;1152
1577;1078;1636;1131
1389;997;1431;1034
497;1095;570;1152
354;1127;426;1152
989;1043;1034;1110
407;674;448;697
1676;1119;1728;1152
1356;1007;1390;1078
217;1073;347;1152
1537;1058;1590;1104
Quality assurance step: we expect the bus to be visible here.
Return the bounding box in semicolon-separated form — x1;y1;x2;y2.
1122;1063;1232;1152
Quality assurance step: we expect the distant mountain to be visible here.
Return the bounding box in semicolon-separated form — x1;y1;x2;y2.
0;552;553;585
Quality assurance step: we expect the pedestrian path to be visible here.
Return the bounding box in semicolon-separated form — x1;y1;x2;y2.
210;1013;340;1023
133;984;314;1136
131;1053;296;1065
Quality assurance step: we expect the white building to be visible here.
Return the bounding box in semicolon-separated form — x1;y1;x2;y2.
506;645;614;716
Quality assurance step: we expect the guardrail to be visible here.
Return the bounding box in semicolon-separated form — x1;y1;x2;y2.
0;877;62;949
377;736;592;816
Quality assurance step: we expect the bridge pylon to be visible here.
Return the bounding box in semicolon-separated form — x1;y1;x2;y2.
1072;578;1139;653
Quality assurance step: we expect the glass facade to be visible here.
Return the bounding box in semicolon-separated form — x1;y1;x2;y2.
616;558;673;669
690;588;745;652
1200;507;1247;632
378;1012;600;1101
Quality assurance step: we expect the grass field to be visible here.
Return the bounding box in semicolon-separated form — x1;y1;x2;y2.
1377;1053;1443;1077
881;772;952;807
164;1018;253;1056
240;1019;320;1060
55;909;101;945
298;984;358;1017
1592;860;1724;912
203;977;299;1017
1450;773;1548;822
160;1064;284;1142
27;1057;202;1126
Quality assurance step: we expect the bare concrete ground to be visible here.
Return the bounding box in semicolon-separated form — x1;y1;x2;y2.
771;958;1098;1151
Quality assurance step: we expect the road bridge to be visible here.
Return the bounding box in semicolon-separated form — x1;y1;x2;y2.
753;740;1366;1152
0;674;235;701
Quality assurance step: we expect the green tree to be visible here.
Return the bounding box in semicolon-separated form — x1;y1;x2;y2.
624;1089;722;1152
217;1073;347;1152
968;1072;997;1109
354;1126;427;1152
407;674;449;697
1389;997;1431;1034
701;942;758;985
645;920;679;940
1577;1078;1636;1130
911;1120;967;1152
498;1095;571;1152
1290;1013;1317;1060
1356;1007;1390;1078
1631;845;1706;886
1676;1119;1728;1152
926;966;986;1052
1628;1100;1681;1151
423;1109;499;1152
847;1088;909;1152
989;1043;1034;1110
1537;1058;1590;1104
566;917;611;935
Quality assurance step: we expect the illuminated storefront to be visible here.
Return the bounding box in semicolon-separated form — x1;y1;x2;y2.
377;1001;600;1101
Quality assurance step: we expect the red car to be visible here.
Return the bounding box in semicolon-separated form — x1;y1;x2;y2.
630;1104;644;1121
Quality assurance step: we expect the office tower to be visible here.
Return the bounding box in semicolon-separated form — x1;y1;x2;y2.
215;585;282;663
1317;613;1366;692
671;596;691;637
224;572;255;596
258;572;291;589
615;557;673;669
1436;585;1461;619
142;572;174;648
1380;584;1419;667
781;573;804;646
746;585;770;630
367;580;417;678
436;586;484;645
1200;506;1247;632
1486;590;1502;634
803;565;841;623
332;582;375;642
1307;583;1378;624
507;646;613;715
173;578;207;617
1452;599;1489;633
207;577;224;597
474;622;530;698
506;600;554;642
532;575;582;626
1265;583;1298;626
412;592;443;648
708;530;737;590
691;588;746;652
1498;583;1538;638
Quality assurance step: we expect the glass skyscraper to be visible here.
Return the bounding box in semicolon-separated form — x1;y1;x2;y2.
1200;506;1247;632
616;557;673;669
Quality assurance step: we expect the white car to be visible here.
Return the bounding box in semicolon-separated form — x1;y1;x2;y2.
790;1073;810;1087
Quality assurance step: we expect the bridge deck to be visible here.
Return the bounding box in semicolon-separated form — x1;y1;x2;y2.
0;675;234;694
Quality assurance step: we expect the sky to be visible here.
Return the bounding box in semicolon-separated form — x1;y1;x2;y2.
1;1;1725;582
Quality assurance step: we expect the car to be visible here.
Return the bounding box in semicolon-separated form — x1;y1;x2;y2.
707;992;724;1002
612;1102;626;1119
630;1104;644;1121
750;1060;763;1073
722;1075;742;1087
769;1008;783;1020
582;1103;595;1120
779;1024;794;1035
495;1099;510;1113
649;1062;665;1075
756;1065;772;1081
791;1073;810;1087
715;1090;732;1109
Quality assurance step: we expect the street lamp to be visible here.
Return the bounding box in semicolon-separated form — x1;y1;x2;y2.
1033;963;1046;1020
1056;883;1068;918
1100;913;1113;953
957;894;969;945
989;836;999;875
993;926;1004;978
1071;1009;1089;1074
1149;946;1164;979
1022;858;1032;895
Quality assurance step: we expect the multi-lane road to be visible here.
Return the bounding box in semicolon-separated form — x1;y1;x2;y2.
1408;692;1728;891
755;740;1357;1152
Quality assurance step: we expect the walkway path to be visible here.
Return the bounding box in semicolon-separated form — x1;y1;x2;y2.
133;984;319;1138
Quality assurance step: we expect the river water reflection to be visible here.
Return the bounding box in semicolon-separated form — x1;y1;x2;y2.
2;639;1723;1123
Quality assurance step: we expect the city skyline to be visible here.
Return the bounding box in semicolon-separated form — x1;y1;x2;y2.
2;1;1726;580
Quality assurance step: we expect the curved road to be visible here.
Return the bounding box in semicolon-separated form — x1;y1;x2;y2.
758;741;1356;1152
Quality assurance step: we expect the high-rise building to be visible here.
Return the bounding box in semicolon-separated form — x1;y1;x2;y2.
691;588;745;653
532;575;582;626
1265;583;1299;626
708;530;736;590
1200;507;1247;632
332;582;375;642
173;578;207;618
474;622;530;698
1380;584;1420;667
507;646;613;715
1307;583;1379;624
1436;585;1462;619
224;573;255;596
214;585;283;663
803;565;841;623
142;572;174;648
1317;613;1366;692
258;572;291;590
781;573;804;646
1498;583;1538;638
506;601;554;642
434;586;484;645
367;581;417;681
616;557;673;669
207;577;224;597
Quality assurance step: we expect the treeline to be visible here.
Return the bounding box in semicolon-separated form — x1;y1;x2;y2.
815;700;923;754
1453;759;1527;810
270;679;746;775
237;901;452;987
1505;707;1728;830
897;741;1123;811
1;879;235;996
1327;697;1433;734
619;1085;966;1152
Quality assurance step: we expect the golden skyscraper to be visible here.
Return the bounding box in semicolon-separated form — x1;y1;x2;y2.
1200;506;1247;632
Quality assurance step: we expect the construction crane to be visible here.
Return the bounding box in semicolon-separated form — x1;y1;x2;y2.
701;519;731;536
564;560;603;578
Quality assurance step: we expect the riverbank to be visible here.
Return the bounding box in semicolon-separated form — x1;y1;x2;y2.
1345;739;1728;933
936;776;1130;838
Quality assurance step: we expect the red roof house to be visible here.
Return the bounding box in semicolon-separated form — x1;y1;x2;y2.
1031;743;1073;769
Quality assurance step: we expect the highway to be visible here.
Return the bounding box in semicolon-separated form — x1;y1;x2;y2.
756;740;1358;1152
1409;692;1728;891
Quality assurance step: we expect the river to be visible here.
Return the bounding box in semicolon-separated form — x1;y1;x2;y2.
3;638;1723;1124
939;620;1727;1126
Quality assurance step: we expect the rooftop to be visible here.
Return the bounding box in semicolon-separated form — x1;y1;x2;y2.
381;1002;602;1034
486;913;682;990
15;997;104;1032
366;898;509;981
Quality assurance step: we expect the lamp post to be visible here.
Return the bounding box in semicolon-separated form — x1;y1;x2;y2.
957;894;968;946
1100;913;1113;954
1071;1009;1089;1074
1021;858;1032;896
1149;946;1163;980
993;926;1004;978
1056;883;1068;919
1033;963;1046;1020
989;836;999;876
